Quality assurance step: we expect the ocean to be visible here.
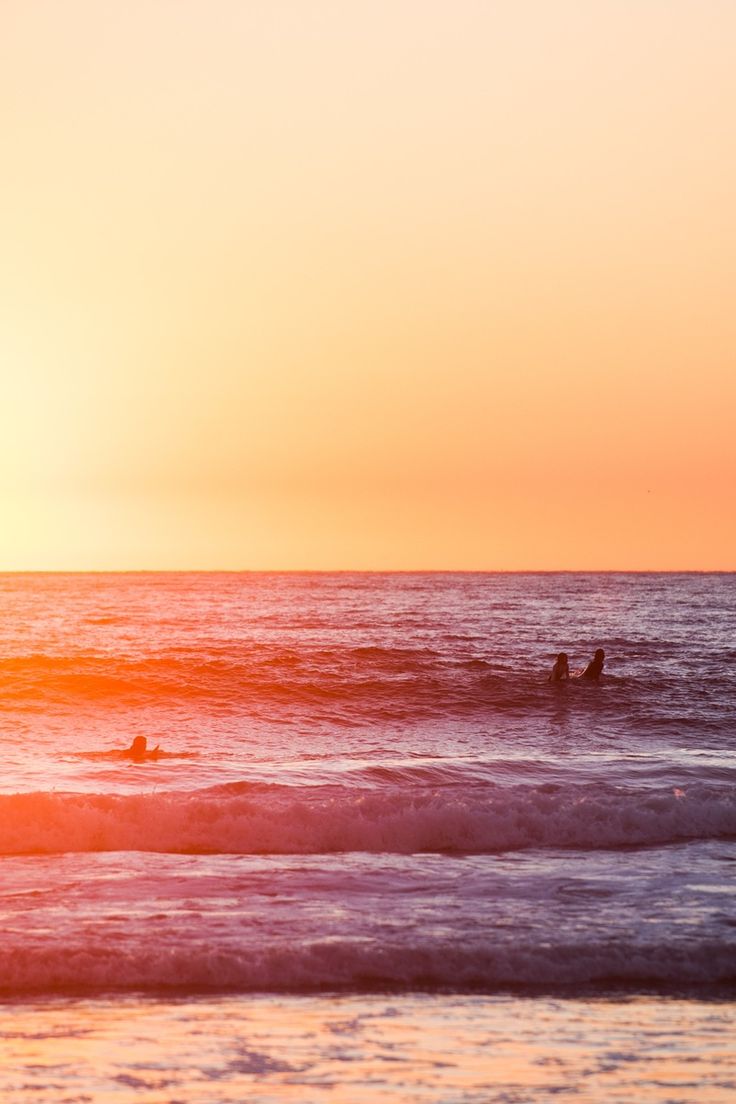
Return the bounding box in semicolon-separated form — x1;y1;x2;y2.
1;571;734;1102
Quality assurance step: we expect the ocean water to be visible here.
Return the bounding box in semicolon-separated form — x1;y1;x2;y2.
1;571;735;1101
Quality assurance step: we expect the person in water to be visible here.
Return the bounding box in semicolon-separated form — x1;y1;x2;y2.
548;652;570;681
123;735;160;760
581;648;605;680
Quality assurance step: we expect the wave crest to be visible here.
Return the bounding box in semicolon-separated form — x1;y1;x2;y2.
1;781;733;855
2;937;734;995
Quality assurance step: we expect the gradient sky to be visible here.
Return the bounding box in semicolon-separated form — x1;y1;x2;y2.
2;0;735;569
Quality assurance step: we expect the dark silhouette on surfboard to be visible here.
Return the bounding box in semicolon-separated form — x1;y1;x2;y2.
122;735;160;760
548;652;570;682
580;648;605;681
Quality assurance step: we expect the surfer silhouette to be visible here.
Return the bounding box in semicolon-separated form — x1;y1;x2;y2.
548;652;570;682
581;648;605;680
123;735;160;760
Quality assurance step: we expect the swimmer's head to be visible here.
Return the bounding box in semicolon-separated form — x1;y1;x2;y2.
594;649;605;661
557;652;568;664
130;735;147;755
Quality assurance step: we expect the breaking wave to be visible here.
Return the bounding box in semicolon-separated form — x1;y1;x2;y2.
1;780;734;855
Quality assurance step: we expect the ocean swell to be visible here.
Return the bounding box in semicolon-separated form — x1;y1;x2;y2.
1;936;734;995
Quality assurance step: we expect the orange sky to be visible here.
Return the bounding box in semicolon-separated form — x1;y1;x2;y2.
1;1;735;569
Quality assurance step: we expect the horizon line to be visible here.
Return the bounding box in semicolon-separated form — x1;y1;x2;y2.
0;568;734;576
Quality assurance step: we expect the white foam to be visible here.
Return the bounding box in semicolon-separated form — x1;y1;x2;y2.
1;781;734;855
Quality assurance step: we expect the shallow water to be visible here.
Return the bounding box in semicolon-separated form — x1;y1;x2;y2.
1;572;734;1097
2;994;735;1103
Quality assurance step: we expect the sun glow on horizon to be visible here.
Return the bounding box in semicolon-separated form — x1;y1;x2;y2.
2;0;735;570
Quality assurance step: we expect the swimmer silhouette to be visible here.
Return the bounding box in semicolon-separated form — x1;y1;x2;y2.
548;652;570;682
581;648;605;681
123;735;160;760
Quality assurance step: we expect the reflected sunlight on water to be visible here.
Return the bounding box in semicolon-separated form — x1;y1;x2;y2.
2;994;735;1104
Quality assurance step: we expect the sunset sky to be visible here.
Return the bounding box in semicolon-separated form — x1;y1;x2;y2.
2;0;735;569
